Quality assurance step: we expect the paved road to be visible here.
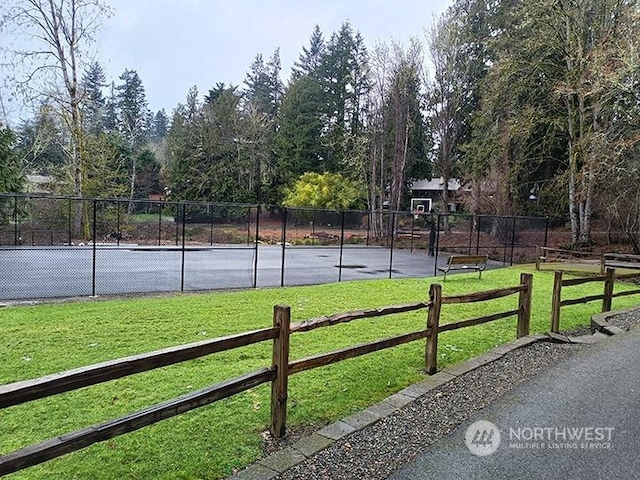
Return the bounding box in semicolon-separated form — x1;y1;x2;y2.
388;330;640;479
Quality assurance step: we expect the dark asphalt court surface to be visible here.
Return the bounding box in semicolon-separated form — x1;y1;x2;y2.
0;245;490;300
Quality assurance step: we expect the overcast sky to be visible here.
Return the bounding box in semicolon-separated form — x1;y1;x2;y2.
98;0;452;114
1;0;453;122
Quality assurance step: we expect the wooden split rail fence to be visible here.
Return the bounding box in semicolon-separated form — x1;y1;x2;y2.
601;253;640;274
536;246;602;271
536;246;640;275
0;274;533;476
550;268;640;333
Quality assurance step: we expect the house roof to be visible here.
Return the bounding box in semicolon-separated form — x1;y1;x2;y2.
26;175;55;194
411;177;469;192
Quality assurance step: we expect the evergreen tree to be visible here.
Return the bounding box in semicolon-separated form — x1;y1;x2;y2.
266;49;284;115
133;148;162;198
291;25;325;80
318;22;371;170
273;22;372;204
204;82;232;104
462;0;566;217
116;69;155;206
149;109;170;168
244;50;283;120
116;69;151;149
104;82;119;133
243;49;283;202
0;125;24;194
244;55;273;115
152;109;169;141
199;85;252;202
83;132;130;199
274;76;326;187
81;62;107;134
166;87;201;201
166;85;254;203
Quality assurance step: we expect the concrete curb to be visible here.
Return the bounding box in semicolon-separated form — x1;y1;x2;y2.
230;333;553;479
591;305;640;335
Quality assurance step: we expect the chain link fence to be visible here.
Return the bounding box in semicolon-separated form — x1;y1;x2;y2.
433;213;549;275
0;194;548;300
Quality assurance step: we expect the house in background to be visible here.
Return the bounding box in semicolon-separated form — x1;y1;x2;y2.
410;177;471;213
25;175;56;194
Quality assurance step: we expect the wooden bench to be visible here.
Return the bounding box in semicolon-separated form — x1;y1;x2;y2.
437;254;488;281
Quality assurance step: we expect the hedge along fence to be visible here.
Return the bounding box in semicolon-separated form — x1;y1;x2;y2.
0;274;533;476
550;268;640;333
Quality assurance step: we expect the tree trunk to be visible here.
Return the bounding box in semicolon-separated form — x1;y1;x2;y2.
71;100;87;239
441;178;450;232
470;178;480;215
565;96;579;245
128;160;137;214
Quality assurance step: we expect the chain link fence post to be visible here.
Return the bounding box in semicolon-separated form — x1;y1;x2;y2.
13;195;18;246
388;211;396;279
253;205;260;288
92;199;97;297
338;210;345;282
280;208;287;287
180;202;186;292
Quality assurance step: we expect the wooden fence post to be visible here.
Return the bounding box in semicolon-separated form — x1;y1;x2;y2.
270;305;290;438
426;283;442;375
603;268;615;313
600;253;606;275
535;245;541;271
517;273;533;338
550;270;563;333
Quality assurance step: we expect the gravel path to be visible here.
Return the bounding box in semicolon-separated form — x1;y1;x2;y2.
277;341;584;480
607;306;640;331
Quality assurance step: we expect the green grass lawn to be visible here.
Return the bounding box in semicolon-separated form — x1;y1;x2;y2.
1;267;638;479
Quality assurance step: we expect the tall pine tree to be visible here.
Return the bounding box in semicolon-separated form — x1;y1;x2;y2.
291;25;325;80
81;62;107;135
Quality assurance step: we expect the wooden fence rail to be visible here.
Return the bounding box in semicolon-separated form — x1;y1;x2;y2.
426;273;532;374
536;246;640;275
0;327;280;476
0;276;533;477
0;368;275;477
0;327;279;409
550;268;640;332
535;245;603;271
601;253;640;274
290;302;431;333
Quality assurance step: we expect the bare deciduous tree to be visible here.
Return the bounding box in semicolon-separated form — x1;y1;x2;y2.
540;0;640;244
1;0;111;236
